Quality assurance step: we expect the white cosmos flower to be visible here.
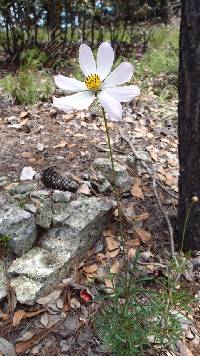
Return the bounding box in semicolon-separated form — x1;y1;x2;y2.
53;42;140;121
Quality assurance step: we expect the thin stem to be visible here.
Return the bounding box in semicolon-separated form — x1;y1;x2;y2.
101;107;124;242
181;200;193;252
101;108;131;307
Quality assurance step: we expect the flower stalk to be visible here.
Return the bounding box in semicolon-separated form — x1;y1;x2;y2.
181;195;199;252
101;107;124;241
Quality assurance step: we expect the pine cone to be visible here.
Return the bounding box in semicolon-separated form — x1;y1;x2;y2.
41;166;78;192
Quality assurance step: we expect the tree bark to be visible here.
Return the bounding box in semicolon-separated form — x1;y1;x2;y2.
178;0;200;250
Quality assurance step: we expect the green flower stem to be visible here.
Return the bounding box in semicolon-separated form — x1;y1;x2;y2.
101;108;124;241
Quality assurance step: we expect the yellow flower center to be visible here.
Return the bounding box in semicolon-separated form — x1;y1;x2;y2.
85;74;101;91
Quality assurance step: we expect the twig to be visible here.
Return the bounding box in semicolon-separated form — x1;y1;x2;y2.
119;128;176;260
152;175;175;259
156;179;178;199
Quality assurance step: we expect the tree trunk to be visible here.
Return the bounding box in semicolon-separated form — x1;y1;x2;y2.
178;0;200;251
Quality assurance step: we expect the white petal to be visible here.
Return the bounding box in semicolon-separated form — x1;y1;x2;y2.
79;43;96;76
53;91;95;112
104;85;140;102
53;96;74;112
97;42;114;80
54;75;86;92
98;90;122;121
103;62;134;87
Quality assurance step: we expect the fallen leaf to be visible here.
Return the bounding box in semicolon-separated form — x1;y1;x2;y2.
40;312;49;327
185;347;193;356
82;264;98;274
70;297;80;309
46;314;63;328
63;286;71;312
0;337;16;356
125;238;140;248
103;229;116;238
53;140;68;149
104;279;115;293
63;113;74;121
96;253;107;265
133;227;151;243
17;331;34;342
96;266;107;278
64;314;79;331
106;248;120;258
85;273;96;282
23;309;46;319
37;290;62;305
80;289;93;302
20;152;32;158
19;111;29;119
2;314;9;321
131;185;144;199
128;248;137;259
110;261;120;274
15;338;36;354
105;237;119;251
56;298;64;309
150;151;158;161
5;182;18;191
79;183;91;195
104;279;114;288
123;204;135;221
133;213;150;221
13;310;26;326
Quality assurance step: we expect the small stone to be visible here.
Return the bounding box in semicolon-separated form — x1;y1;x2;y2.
7;182;38;195
8;247;62;282
186;329;195;340
126;155;136;169
30;190;51;202
13;193;29;208
6;115;17;123
52;190;72;203
93;158;133;189
95;172;111;193
20;167;36;181
52;203;71;226
0;262;7;301
0;193;12;207
195;290;200;302
24;203;37;214
0;176;9;188
42;196;113;261
56;156;64;160
192;256;200;268
8;248;65;305
0;203;37;256
10;276;43;305
36;199;53;229
82;173;90;180
36;143;45;152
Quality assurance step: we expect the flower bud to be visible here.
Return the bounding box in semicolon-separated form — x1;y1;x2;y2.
192;196;199;203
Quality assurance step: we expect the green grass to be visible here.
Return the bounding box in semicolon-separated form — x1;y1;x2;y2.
0;70;54;105
137;25;179;77
0;234;11;249
96;254;192;356
0;48;54;105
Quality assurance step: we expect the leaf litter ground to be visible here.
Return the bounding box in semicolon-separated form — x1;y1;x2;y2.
0;80;200;355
